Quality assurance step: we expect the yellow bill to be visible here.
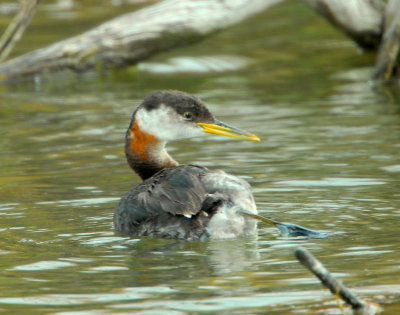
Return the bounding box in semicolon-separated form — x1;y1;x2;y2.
197;120;260;141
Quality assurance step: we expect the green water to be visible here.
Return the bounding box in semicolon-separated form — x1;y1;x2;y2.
0;1;400;314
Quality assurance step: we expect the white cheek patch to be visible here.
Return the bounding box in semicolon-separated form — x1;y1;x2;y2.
135;104;204;141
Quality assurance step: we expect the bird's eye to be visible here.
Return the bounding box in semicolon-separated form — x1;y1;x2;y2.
183;112;193;120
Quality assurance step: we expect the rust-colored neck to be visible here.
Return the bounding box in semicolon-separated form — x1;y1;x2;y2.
125;120;178;180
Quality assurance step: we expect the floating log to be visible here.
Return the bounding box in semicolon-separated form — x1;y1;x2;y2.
0;0;281;82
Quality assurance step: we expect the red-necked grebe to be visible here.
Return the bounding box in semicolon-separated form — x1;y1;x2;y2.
114;90;260;240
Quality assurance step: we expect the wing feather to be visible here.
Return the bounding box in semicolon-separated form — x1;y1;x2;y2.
114;165;209;233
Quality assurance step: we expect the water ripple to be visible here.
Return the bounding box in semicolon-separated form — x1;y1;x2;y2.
11;261;75;271
275;177;386;187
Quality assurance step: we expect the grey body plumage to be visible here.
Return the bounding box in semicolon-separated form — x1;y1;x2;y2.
114;91;259;240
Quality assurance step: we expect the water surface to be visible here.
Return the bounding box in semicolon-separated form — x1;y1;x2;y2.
0;1;400;314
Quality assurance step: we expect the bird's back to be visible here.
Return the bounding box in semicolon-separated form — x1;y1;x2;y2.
114;165;257;240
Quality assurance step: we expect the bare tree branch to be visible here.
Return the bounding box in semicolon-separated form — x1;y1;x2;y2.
295;247;381;315
0;0;40;63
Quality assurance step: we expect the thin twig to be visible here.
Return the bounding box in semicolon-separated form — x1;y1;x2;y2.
294;247;381;314
0;0;41;63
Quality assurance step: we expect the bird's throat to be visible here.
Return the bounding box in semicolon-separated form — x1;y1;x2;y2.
126;121;178;180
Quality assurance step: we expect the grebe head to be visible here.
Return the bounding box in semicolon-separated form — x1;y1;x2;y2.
132;90;260;142
125;90;259;179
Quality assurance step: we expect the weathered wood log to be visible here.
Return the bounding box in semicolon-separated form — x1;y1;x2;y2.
372;0;400;80
0;0;282;82
295;247;381;315
301;0;400;81
301;0;384;49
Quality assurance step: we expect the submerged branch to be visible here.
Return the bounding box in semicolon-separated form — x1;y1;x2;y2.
295;247;381;314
